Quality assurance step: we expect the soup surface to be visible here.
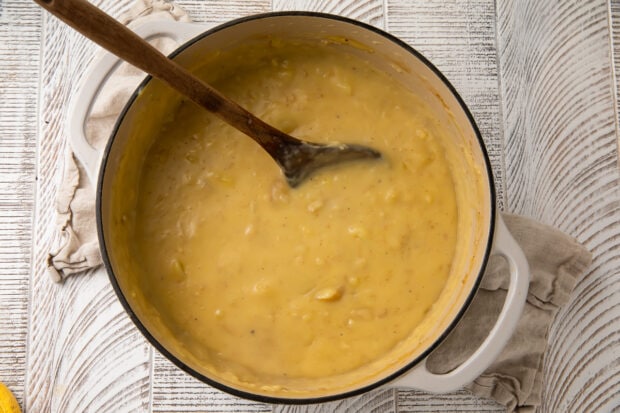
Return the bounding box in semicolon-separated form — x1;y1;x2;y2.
131;39;458;392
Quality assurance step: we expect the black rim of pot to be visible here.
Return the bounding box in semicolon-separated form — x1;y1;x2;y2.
96;11;497;405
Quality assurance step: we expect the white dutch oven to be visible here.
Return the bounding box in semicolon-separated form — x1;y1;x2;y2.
68;13;529;404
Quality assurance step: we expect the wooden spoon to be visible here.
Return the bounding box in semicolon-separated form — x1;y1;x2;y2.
35;0;381;188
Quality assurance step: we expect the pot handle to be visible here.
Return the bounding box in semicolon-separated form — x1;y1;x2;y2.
67;20;210;187
391;214;530;392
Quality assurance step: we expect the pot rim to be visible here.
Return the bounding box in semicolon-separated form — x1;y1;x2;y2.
96;10;497;404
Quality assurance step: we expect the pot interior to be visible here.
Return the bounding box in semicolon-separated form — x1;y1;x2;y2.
99;13;494;402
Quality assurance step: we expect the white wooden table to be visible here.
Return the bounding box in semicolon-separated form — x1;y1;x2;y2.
2;0;620;411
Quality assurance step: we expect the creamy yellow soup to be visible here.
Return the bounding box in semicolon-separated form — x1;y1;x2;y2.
130;40;458;394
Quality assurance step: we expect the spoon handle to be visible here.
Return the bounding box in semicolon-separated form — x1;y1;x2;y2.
34;0;293;153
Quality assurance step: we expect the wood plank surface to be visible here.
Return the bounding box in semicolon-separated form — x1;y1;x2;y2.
612;0;620;150
396;389;504;412
27;2;153;412
2;0;618;412
272;0;385;28
0;1;40;409
175;0;271;23
497;0;620;411
274;389;396;413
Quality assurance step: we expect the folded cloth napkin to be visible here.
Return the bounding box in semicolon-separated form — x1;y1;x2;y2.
46;0;189;282
46;1;592;411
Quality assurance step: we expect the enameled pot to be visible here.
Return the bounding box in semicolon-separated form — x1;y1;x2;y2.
69;12;529;404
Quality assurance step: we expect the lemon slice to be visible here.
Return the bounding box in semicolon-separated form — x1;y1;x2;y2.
0;383;21;413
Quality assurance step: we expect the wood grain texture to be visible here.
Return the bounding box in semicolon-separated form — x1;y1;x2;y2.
152;355;270;412
27;2;153;412
396;389;503;412
387;0;506;211
272;0;385;28
496;0;620;411
175;0;271;24
612;0;620;155
273;389;396;413
13;0;620;412
0;1;40;409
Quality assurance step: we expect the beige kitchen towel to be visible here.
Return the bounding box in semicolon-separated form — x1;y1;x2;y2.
46;2;593;412
427;214;592;412
46;0;189;283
